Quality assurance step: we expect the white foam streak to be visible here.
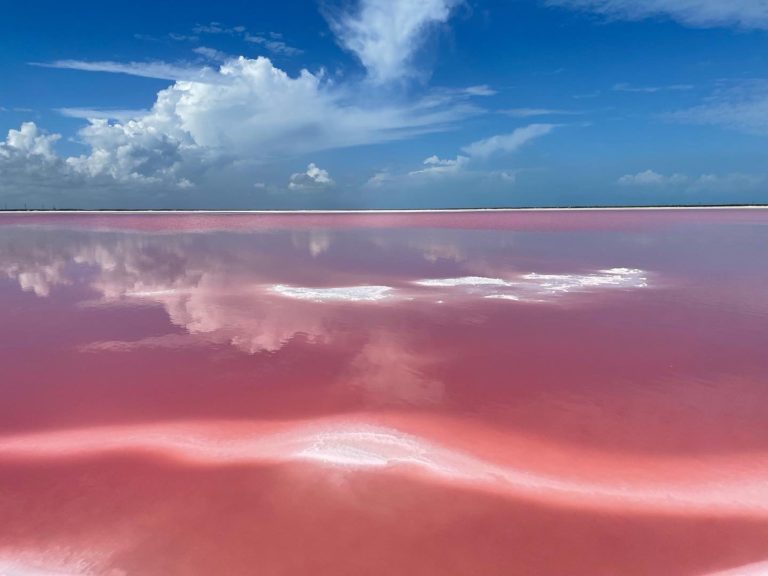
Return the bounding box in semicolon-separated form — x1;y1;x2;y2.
483;294;521;301
270;284;393;302
522;268;648;293
704;560;768;576
124;289;182;297
414;277;514;287
413;267;649;302
1;420;766;518
0;559;91;576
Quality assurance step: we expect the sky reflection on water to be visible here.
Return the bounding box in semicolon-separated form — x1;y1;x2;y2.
1;210;768;575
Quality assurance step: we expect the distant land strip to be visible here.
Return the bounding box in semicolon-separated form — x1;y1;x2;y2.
1;205;768;214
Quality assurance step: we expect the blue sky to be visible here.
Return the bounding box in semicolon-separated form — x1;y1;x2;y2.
1;0;768;208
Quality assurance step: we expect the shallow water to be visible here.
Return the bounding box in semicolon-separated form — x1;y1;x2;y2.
1;210;767;575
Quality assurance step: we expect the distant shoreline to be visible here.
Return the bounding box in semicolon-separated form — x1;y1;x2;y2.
1;206;767;215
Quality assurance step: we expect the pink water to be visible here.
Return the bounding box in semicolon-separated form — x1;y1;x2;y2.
1;210;767;575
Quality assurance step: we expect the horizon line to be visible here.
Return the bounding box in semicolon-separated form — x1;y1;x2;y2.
1;205;768;215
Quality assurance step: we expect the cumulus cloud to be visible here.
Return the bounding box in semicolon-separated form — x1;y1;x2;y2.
6;2;489;205
327;0;461;83
461;124;557;159
0;123;77;200
64;118;196;185
288;163;335;189
547;0;768;30
0;123;138;209
4;56;478;197
0;122;60;162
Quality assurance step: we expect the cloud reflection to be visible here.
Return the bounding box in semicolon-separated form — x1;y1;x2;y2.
0;227;653;358
1;216;767;576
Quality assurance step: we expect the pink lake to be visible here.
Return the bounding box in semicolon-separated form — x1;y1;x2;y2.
1;209;768;575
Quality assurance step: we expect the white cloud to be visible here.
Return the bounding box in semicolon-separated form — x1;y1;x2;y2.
0;123;89;204
690;172;765;190
57;107;148;121
327;0;461;83
271;284;392;301
497;170;518;182
617;169;688;186
613;82;693;93
192;22;243;35
7;56;477;194
617;169;764;190
64;118;195;185
193;46;231;63
288;163;335;189
409;154;470;176
503;108;578;117
548;0;768;29
33;60;216;82
461;123;557;159
704;560;768;576
402;123;557;181
463;85;497;96
670;80;768;135
181;22;304;56
412;268;650;302
244;33;303;57
0;122;60;162
167;32;199;42
364;170;396;187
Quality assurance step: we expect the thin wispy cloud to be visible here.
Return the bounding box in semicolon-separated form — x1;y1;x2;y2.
140;22;303;58
547;0;768;30
32;60;216;82
669;79;768;135
193;47;231;63
408;123;558;178
192;22;246;35
463;85;498;96
618;170;687;186
326;0;462;83
56;108;149;121
617;169;765;191
613;82;694;93
462;124;558;159
244;33;304;57
502;108;581;118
